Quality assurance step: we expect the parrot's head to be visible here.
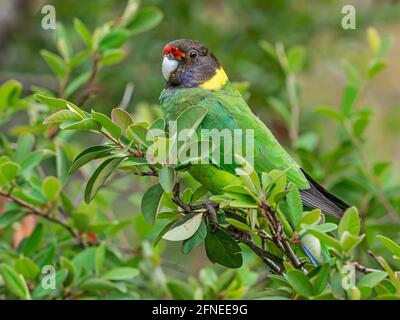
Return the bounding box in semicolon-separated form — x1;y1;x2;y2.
162;39;228;90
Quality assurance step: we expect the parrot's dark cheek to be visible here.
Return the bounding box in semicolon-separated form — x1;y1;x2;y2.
169;70;182;86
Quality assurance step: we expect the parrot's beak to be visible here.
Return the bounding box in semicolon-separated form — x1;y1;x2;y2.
162;45;185;81
162;56;179;81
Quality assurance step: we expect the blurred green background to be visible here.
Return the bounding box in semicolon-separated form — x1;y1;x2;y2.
1;0;399;279
1;0;400;165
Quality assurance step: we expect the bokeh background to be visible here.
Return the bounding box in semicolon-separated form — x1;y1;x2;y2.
0;0;399;283
1;0;400;167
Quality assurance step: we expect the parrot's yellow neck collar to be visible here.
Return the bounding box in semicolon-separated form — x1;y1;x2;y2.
199;67;228;90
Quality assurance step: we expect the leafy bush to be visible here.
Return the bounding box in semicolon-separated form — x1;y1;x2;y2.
0;1;399;300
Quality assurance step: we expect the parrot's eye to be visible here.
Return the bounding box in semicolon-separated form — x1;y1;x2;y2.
188;49;198;59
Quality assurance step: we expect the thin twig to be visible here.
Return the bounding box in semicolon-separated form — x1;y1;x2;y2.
352;261;380;274
0;190;84;246
260;202;306;271
228;227;284;274
75;53;101;106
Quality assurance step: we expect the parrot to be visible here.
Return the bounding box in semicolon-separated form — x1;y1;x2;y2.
159;39;349;220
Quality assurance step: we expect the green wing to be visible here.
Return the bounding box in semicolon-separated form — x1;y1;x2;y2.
159;83;309;190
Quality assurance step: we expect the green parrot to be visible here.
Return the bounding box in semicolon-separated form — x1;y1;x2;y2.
159;39;349;219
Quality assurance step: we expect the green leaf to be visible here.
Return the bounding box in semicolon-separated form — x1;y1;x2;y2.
64;71;91;98
205;227;243;268
91;110;122;138
126;124;149;146
73;18;92;49
377;235;400;257
43;110;82;124
158;167;175;193
223;191;258;209
70;145;114;173
56;145;70;185
34;94;85;116
22;223;44;257
40;50;67;79
149;118;165;131
286;183;303;230
286;269;314;298
98;29;129;52
340;231;364;251
307;229;341;251
141;183;164;224
60;257;77;285
0;209;26;229
15;257;40;280
68;50;90;68
111;108;134;130
154;219;178;247
72;247;96;276
338;207;360;238
95;242;106;277
358;271;388;288
301;209;321;226
102;267;139;281
313;264;330;295
0;263;30;299
316;107;344;122
84;157;124;203
287;46;306;73
11;189;44;206
225;218;251;232
126;7;163;35
20;150;51;173
302;223;337;234
42;176;62;202
266;169;287;204
101;49;126;65
32;269;67;299
162;213;203;241
0;79;22;111
268;97;291;127
368;60;386;78
15;134;35;163
341;84;358;117
79;278;125;293
199;267;218;289
61;118;101;131
167;280;193;300
55;23;70;61
0;162;20;184
119;157;149;169
234;155;262;196
182;218;207;254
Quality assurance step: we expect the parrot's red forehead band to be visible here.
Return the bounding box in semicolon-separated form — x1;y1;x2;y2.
163;45;185;60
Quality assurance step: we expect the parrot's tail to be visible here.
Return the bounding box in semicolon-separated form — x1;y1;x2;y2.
299;169;350;219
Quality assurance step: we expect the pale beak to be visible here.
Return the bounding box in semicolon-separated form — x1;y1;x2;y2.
162;56;179;81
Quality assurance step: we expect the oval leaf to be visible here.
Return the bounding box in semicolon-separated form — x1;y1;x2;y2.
162;213;203;241
141;183;164;224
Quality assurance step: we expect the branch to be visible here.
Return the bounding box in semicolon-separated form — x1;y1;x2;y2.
75;53;101;105
352;261;380;274
227;227;284;274
171;181;284;274
260;202;306;271
0;190;85;246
